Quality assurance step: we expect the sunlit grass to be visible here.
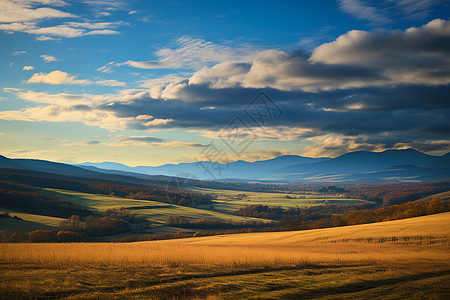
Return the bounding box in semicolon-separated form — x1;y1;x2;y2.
0;212;449;299
40;188;270;224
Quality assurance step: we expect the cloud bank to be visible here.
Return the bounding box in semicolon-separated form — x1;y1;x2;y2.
1;19;449;156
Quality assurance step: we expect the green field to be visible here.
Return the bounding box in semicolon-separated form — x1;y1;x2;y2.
0;187;369;234
192;187;369;214
40;188;273;224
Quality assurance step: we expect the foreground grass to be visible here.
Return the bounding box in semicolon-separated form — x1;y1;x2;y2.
0;213;449;299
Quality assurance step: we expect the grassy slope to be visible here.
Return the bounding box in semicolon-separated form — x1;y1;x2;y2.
0;212;448;299
0;216;53;232
40;188;273;224
156;211;450;245
0;209;64;227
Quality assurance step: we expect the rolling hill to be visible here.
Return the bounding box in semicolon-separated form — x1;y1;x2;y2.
2;212;448;299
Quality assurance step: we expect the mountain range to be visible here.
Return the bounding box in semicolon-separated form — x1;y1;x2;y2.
79;149;450;183
0;149;448;183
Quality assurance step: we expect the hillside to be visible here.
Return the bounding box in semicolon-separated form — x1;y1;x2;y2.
1;212;449;299
156;211;450;246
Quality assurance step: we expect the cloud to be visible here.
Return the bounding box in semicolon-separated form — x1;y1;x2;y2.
310;19;450;86
41;55;57;62
0;0;74;23
302;134;386;158
107;36;260;71
0;20;448;156
194;126;316;142
13;50;26;55
82;0;125;11
1;149;58;160
63;135;206;148
338;0;444;26
26;70;126;86
36;35;58;41
97;61;116;73
22;65;34;70
0;1;125;38
339;0;391;25
27;70;85;84
301;134;450;158
227;149;296;162
93;79;126;87
174;19;450;94
0;22;121;38
64;21;126;29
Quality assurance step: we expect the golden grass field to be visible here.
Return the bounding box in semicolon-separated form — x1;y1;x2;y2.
0;212;449;299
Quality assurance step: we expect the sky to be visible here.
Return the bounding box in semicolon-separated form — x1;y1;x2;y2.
0;0;449;167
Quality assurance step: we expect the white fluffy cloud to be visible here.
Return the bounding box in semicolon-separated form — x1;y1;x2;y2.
22;65;34;70
40;54;57;62
27;70;88;84
310;19;450;85
158;19;450;95
0;0;73;23
26;70;126;86
0;1;125;38
0;89;170;130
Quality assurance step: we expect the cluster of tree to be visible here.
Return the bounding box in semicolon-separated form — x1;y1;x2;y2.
236;203;375;220
276;198;449;230
1;207;153;242
0;181;92;218
191;180;304;193
165;215;266;229
59;208;143;237
342;180;450;206
317;185;347;194
87;182;212;206
0;230;81;243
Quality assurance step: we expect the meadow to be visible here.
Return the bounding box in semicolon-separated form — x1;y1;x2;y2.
191;187;369;214
40;188;272;224
1;212;448;299
1;187;367;233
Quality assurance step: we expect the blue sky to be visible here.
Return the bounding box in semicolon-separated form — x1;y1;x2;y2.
0;0;449;166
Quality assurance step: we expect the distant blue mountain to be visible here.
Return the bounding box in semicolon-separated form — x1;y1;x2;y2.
79;155;330;180
277;148;437;175
78;149;450;182
0;154;168;187
2;149;446;184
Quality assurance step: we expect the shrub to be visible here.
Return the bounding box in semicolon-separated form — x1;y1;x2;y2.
29;230;56;243
57;231;81;242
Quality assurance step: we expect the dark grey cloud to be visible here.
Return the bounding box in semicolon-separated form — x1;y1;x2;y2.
125;136;165;143
1;19;449;156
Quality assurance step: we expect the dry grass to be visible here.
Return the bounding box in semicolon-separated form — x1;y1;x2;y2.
0;212;449;299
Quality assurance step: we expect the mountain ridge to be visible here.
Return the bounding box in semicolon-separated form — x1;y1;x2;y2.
1;149;448;183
